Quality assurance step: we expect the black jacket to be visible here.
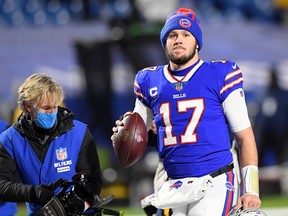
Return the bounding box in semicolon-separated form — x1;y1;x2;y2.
0;106;102;202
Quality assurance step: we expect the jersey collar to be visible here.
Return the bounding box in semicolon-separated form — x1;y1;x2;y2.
164;60;204;83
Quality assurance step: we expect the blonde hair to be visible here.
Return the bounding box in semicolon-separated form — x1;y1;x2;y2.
18;73;64;114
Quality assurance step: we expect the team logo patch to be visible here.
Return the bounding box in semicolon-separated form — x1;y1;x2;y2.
171;82;187;91
175;83;183;91
179;18;191;28
169;180;183;190
56;147;68;161
225;181;235;191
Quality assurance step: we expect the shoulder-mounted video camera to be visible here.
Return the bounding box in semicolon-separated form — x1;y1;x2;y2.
35;173;122;216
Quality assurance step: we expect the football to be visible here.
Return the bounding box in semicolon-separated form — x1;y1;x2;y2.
113;112;148;167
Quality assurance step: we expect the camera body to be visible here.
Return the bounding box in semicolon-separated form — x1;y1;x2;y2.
35;173;104;216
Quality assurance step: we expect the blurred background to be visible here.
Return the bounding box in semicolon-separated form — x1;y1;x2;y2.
1;0;288;212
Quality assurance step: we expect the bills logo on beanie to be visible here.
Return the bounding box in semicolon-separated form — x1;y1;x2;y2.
160;8;203;50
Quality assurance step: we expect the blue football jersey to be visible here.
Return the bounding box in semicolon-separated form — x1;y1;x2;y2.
134;59;244;178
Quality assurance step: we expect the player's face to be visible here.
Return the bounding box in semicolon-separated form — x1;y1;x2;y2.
165;30;198;65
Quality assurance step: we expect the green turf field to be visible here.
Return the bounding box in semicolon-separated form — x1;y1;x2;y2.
15;195;288;215
261;195;288;207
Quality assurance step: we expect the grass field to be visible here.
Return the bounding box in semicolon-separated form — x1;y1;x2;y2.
15;195;288;215
261;195;288;207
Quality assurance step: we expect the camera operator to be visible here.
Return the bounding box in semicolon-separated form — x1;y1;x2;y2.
0;119;18;216
0;73;102;216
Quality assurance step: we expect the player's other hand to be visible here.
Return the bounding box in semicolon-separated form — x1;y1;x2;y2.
234;193;261;210
111;111;132;142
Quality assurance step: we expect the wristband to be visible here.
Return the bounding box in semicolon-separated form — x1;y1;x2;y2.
241;165;259;196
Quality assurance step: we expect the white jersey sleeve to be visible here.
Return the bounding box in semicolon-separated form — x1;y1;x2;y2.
222;88;251;132
133;98;154;130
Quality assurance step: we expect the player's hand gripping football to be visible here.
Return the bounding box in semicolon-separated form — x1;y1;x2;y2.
111;111;148;167
111;111;132;145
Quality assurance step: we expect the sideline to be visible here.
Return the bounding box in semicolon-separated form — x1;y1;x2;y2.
125;207;288;216
263;207;288;216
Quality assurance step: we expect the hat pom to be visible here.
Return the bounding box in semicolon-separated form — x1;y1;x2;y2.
176;8;196;14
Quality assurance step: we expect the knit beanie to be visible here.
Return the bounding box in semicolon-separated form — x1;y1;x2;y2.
160;8;203;50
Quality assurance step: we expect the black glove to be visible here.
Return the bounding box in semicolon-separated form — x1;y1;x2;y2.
30;184;54;205
143;205;157;216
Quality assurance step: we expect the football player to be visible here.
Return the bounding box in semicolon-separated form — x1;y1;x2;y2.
112;7;261;216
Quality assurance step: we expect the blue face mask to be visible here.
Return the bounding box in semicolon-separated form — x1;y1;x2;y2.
34;108;58;129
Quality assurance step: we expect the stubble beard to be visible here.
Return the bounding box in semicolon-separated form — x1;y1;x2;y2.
166;44;197;65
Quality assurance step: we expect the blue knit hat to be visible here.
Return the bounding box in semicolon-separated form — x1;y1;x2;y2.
160;8;203;50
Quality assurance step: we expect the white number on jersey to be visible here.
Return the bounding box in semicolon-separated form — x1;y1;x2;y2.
159;99;204;146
